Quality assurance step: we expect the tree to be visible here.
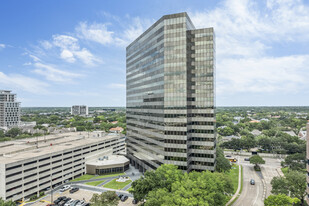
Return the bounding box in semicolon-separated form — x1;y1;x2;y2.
131;164;233;206
249;155;265;170
281;153;305;171
264;194;300;206
6;128;22;138
0;130;5;138
241;136;256;151
131;164;183;201
271;170;306;204
144;171;233;206
0;198;15;206
215;147;231;173
90;191;118;206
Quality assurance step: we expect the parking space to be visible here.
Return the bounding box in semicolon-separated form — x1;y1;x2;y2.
31;188;141;206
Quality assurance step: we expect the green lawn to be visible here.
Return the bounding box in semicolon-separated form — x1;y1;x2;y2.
103;179;132;190
93;173;126;179
85;180;105;186
71;174;95;182
127;187;134;192
226;164;239;194
281;167;289;176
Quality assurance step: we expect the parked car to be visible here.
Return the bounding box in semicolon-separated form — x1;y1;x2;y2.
250;179;255;185
121;196;128;202
70;200;80;206
118;194;123;199
64;199;74;206
69;187;79;194
244;158;250;161
81;203;90;206
54;197;66;204
60;185;71;192
54;199;62;204
225;155;231;157
132;199;139;204
76;200;85;206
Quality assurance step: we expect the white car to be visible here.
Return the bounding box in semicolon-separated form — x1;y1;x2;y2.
64;199;74;206
60;185;71;192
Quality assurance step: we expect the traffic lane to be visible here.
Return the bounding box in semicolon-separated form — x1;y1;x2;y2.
261;164;280;197
233;164;264;206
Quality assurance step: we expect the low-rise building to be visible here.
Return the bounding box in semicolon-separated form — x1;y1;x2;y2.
250;129;262;136
86;155;129;175
283;131;297;137
0;131;125;201
221;135;241;142
109;127;124;133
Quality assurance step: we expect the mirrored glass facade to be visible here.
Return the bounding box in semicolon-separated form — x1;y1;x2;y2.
126;12;216;172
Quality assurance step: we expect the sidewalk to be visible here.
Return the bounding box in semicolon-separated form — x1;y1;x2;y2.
226;164;241;206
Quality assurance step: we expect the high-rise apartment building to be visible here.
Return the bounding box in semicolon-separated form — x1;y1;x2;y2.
0;90;20;128
71;105;88;116
126;12;216;172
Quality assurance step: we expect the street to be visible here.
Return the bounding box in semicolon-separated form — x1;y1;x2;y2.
232;156;282;206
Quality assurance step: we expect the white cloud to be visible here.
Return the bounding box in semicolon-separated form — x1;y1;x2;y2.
41;34;99;66
76;17;152;47
189;0;309;95
29;54;41;62
0;44;5;49
217;55;309;94
23;62;32;66
0;72;48;93
60;49;75;63
33;62;82;83
40;40;53;49
108;83;126;89
76;22;114;45
190;0;309;57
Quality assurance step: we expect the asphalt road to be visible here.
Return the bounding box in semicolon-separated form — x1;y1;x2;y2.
232;156;282;206
260;158;282;197
233;156;264;206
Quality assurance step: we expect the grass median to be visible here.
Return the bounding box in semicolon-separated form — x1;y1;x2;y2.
103;179;132;190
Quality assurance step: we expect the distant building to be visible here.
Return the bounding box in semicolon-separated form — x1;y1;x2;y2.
306;121;309;204
109;126;124;133
249;120;260;123
221;135;241;142
71;105;88;116
283;131;297;137
298;130;307;140
111;121;118;125
260;118;269;122
0;90;20;129
250;129;262;136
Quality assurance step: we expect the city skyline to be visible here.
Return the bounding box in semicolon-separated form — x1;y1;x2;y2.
1;0;309;107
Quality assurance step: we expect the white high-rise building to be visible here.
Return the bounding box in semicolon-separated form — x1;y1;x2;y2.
71;105;88;116
0;90;20;128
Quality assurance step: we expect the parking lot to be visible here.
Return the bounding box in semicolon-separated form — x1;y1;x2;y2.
31;188;139;206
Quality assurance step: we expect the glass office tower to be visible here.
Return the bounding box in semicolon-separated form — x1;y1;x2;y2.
126;12;216;172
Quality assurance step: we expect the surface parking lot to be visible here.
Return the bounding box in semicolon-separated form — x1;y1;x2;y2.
31;188;138;206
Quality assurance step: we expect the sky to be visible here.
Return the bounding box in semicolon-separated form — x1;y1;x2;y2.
0;0;309;107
